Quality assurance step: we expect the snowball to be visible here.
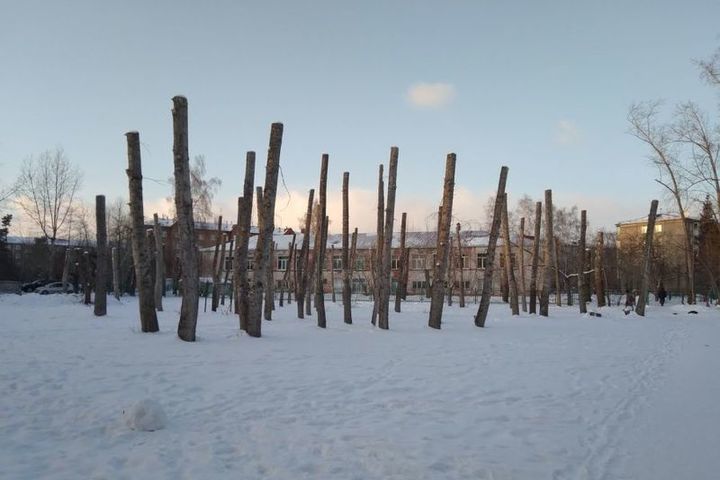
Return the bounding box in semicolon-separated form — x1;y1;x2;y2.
123;399;167;431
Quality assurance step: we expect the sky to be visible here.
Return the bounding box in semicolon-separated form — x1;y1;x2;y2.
1;0;719;236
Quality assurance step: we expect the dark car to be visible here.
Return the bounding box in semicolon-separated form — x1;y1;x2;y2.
21;279;50;292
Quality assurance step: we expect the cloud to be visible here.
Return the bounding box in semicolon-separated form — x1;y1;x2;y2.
406;82;456;108
554;120;582;146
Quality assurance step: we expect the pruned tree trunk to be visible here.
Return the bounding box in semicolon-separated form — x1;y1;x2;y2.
350;227;358;297
125;130;158;332
539;189;555;317
61;248;71;289
112;246;120;300
395;212;408;312
429;153;456;329
152;213;164;312
221;236;233;306
330;244;337;303
264;240;274;320
529;201;542;314
636;200;660;316
554;235;561;307
94;195;107;316
83;251;92;305
248;123;283;337
236;153;256;328
501;255;509;303
595;231;606;308
296;189;314;318
314;154;329;328
342;172;352;323
578;210;588;314
456;222;466;308
378;147;399;330
475;166;509;327
518;217;527;313
372;164;384;326
211;216;224;312
172;96;199;341
501;193;520;315
424;269;432;298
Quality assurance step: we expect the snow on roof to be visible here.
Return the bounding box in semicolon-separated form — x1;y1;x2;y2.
200;230;499;252
616;212;699;226
5;236;96;247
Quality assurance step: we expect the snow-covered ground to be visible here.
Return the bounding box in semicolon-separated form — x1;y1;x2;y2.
1;293;718;480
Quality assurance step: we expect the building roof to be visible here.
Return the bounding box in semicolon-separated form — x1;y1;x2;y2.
5;236;96;247
616;212;700;226
200;229;501;253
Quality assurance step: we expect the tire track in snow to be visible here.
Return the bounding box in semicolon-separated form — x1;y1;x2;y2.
554;320;688;480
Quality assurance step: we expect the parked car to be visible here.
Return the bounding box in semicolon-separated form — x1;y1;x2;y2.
36;282;71;294
22;279;50;292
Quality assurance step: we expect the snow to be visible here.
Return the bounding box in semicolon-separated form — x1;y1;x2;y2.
123;399;167;432
1;293;718;479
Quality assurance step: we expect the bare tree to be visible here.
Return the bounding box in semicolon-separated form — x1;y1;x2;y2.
578;210;588;314
342;172;352;323
15;148;82;245
125;132;158;333
378;147;399;330
501;193;519;315
629;101;695;303
248;123;283;337
172;96;200;341
539;189;555;316
167;155;222;223
428;153;456;329
94;195;108;316
529;201;542;314
697;45;720;87
637;200;660;316
475;166;509;327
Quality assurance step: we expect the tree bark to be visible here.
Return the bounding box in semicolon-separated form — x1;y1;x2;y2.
475;166;509;327
330;244;337;303
296;189;314;318
456;222;466;308
395;212;408;312
248;123;283;337
112;246;120;300
221;236;233;306
264;240;274;320
636;201;660;316
539;189;555;317
211;216;223;312
342;172;352;323
578;210;587;314
94;195;108;316
429;153;456;329
125;131;158;332
529;201;542;314
501;193;520;315
378;147;398;330
518;217;527;312
372;164;384;326
314;154;329;328
554;235;561;306
172;96;199;341
236;152;256;329
595;231;606;308
152;213;164;311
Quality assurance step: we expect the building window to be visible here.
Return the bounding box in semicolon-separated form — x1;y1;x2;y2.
477;253;487;269
411;254;425;270
642;224;663;234
332;255;342;270
224;256;233;272
411;280;427;290
391;257;400;270
277;256;289;271
246;260;255;270
355;256;366;270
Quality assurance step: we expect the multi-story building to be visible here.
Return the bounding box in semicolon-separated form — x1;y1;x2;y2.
615;213;700;294
199;229;511;297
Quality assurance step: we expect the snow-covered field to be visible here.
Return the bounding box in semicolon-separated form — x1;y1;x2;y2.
1;294;718;480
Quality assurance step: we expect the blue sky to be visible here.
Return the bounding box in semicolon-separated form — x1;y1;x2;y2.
1;0;719;233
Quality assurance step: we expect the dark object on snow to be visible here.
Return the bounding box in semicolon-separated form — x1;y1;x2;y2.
589;312;602;317
688;310;699;314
